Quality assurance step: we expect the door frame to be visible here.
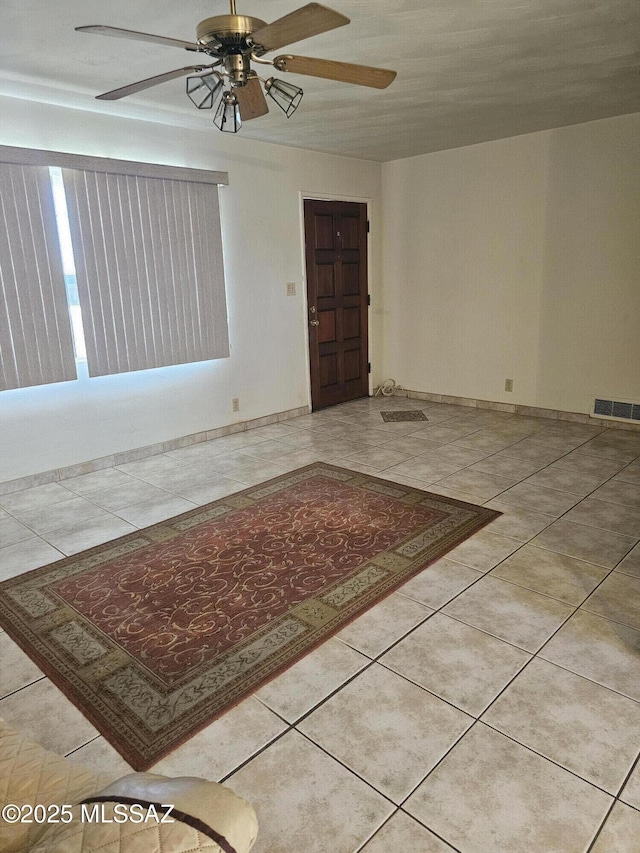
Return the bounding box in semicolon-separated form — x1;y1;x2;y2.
298;191;374;410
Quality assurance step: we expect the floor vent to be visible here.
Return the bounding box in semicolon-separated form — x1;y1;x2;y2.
592;396;640;423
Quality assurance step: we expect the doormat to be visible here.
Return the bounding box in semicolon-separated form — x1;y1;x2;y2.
0;463;498;770
381;410;428;422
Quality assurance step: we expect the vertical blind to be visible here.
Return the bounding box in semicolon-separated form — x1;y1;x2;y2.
0;162;76;390
62;168;230;377
0;145;230;389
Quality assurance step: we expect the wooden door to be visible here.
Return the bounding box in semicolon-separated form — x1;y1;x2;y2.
304;199;369;410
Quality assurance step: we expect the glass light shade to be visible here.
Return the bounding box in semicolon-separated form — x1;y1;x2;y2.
214;90;242;133
186;72;223;109
264;77;303;117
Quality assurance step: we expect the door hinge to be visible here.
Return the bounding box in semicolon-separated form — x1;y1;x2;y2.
367;294;371;306
366;220;370;233
367;362;371;374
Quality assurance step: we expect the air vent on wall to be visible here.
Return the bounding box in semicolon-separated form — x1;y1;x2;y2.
592;396;640;423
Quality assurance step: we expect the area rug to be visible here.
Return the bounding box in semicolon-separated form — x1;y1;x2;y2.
0;463;498;770
380;410;428;422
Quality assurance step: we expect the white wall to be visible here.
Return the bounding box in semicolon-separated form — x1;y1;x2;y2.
382;112;640;414
539;116;640;411
0;96;381;481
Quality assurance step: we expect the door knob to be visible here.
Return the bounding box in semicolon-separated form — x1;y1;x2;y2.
310;319;320;326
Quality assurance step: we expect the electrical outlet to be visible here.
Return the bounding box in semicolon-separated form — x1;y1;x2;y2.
232;398;240;412
286;282;296;296
505;379;513;392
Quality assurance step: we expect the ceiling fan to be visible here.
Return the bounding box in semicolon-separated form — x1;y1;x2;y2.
76;1;397;132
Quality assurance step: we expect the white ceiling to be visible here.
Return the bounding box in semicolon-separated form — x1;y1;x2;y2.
1;0;639;162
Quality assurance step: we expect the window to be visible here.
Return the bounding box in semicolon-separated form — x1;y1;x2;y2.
49;167;87;361
0;146;229;389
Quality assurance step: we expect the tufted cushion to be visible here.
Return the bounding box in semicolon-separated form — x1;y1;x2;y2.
0;718;113;853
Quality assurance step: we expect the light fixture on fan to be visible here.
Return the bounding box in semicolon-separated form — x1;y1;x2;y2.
75;2;397;133
186;69;304;129
186;70;224;110
264;78;304;116
214;90;243;132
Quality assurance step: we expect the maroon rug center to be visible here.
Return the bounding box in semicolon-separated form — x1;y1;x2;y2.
52;477;443;681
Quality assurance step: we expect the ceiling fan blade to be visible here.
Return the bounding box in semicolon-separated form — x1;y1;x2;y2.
76;25;201;52
249;3;349;53
96;66;206;100
275;55;397;88
234;77;269;121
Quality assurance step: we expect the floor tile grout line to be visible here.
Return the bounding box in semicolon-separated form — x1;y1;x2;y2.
292;727;403;809
0;460;277;544
64;733;103;759
221;719;400;815
246;594;484;747
392;709;628;828
351;811;396;853
381;527;640;730
616;752;640;802
373;652;530;720
377;560;536;651
395;717;486;810
0;673;47;702
537;617;640;699
371;587;621;798
471;560;608;607
585;798;618;853
341;421;637;546
533;649;640;707
478;718;633;802
395;589;539;655
351;810;403;853
394;807;464;853
255;607;440;728
352;800;466;853
218;634;419;785
246;564;593;793
218;719;296;785
495;535;636;573
612;563;640;580
620;797;640;815
467;436;640;591
578;599;640;634
518;558;636;692
1;487;193;539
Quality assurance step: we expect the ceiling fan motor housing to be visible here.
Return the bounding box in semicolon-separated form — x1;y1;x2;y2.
196;14;267;85
196;15;266;50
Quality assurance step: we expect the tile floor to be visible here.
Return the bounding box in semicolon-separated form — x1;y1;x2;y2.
2;396;640;852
